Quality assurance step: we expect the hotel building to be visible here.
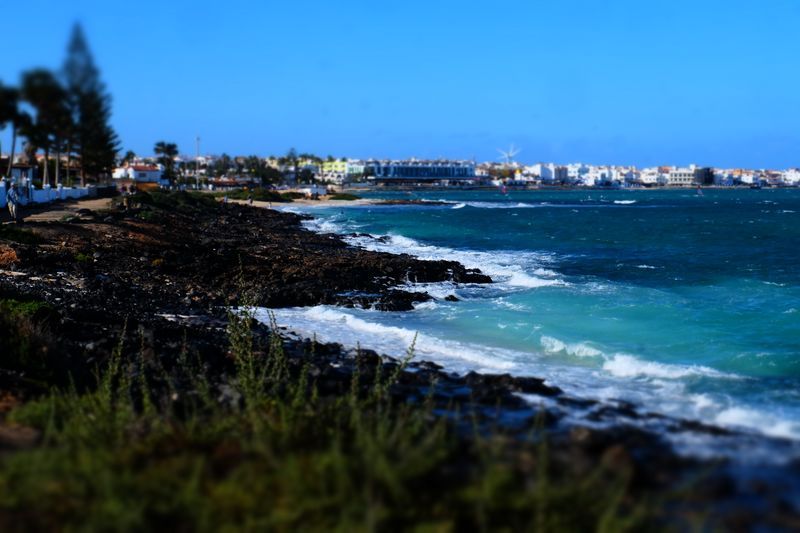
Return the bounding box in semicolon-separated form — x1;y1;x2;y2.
367;159;477;184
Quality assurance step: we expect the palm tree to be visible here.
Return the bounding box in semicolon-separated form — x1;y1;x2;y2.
154;141;179;184
52;97;74;186
0;83;20;178
121;150;136;165
20;69;70;187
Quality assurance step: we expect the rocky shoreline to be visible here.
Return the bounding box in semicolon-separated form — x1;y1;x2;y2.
1;191;798;528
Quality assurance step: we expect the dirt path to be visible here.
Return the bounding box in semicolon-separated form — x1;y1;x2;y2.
18;197;114;223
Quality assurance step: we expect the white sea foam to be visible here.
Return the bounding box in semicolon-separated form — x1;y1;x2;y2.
302;213;569;292
340;232;566;291
256;306;520;373
614;200;637;205
540;335;603;358
636;264;658;269
256;304;800;446
689;393;717;412
602;354;735;380
538;336;736;382
460;201;540;209
451;203;466;209
715;407;800;440
493;298;530;312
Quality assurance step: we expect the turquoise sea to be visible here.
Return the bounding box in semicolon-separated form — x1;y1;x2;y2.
266;189;800;457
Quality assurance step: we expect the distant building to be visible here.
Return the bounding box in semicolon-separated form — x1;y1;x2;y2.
320;159;366;184
533;163;568;184
693;167;714;186
782;169;800;185
565;163;590;181
658;166;696;186
113;164;164;183
732;169;757;185
639;168;660;186
367;159;477;184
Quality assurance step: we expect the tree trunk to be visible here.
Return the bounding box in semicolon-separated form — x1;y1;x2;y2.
6;125;16;177
65;141;71;186
43;148;50;188
55;144;61;186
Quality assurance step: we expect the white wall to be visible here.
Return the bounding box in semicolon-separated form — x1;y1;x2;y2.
0;180;90;208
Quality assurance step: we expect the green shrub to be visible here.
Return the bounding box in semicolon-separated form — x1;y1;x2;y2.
0;298;56;381
328;193;361;201
281;191;305;200
0;225;43;245
134;191;218;213
220;188;293;203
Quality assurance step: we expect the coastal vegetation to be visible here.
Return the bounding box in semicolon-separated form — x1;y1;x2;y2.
0;294;648;531
217;188;295;203
329;192;361;201
0;224;42;245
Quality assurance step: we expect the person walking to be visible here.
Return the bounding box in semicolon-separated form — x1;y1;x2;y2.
7;182;21;223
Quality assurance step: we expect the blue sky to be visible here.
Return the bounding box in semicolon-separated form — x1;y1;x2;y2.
2;0;799;167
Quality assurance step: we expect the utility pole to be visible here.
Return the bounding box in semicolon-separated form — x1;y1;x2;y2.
195;136;200;190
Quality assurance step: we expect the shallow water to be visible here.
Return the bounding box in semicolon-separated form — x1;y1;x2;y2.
265;188;800;455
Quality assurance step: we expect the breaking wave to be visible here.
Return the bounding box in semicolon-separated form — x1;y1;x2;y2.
255;306;520;373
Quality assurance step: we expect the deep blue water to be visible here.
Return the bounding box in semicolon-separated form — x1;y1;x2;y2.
265;188;800;454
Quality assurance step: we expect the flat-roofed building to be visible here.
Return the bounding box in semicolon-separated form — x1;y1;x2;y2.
367;159;477;184
113;164;164;183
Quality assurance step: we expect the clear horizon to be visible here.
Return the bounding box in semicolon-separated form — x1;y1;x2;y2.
2;0;799;168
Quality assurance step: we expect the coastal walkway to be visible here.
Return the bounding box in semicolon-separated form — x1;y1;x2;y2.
3;197;114;224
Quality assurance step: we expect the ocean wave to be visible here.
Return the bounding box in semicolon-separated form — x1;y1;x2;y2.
451;203;466;209
715;407;800;440
538;334;740;381
398;281;460;300
340;232;566;291
257;305;800;446
613;200;637;205
302;215;568;292
255;306;520;373
446;201;543;209
540;335;603;358
602;354;736;380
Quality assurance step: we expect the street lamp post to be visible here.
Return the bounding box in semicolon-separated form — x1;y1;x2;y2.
195;136;200;190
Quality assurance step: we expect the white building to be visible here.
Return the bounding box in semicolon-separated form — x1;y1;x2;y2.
367;159;477;183
782;169;800;185
565;163;590;181
657;166;696;186
736;171;758;185
533;163;568;184
113;164;164;183
320;160;367;184
639;167;660;185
